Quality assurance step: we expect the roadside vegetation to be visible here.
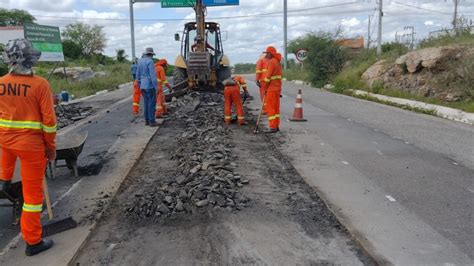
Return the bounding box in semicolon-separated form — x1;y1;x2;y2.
285;24;474;113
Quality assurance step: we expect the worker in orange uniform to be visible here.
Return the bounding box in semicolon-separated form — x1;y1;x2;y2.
0;39;56;256
223;76;249;125
255;54;269;104
132;80;141;116
262;46;283;133
155;59;171;118
131;59;141;116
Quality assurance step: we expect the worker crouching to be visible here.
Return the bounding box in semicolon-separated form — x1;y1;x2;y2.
0;39;56;256
223;76;249;126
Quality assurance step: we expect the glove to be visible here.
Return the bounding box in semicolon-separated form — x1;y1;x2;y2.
46;149;56;161
256;81;261;88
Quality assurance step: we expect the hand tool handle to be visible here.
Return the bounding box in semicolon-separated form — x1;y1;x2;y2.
254;92;267;134
43;176;54;220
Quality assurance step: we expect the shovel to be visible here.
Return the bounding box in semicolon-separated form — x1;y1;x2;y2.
254;92;267;134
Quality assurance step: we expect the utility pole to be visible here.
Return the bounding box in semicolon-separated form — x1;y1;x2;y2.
283;0;288;69
367;15;372;49
453;0;459;32
129;0;136;60
376;0;383;57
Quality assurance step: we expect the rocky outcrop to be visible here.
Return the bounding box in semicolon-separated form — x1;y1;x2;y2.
53;67;107;81
362;46;474;102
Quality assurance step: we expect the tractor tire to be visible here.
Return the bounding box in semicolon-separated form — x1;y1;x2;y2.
173;67;187;90
167;67;188;102
217;66;231;83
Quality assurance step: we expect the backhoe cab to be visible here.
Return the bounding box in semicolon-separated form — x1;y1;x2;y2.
173;1;231;92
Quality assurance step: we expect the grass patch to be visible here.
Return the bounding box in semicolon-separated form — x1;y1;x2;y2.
284;67;310;82
419;31;474;49
35;64;132;98
350;92;438;116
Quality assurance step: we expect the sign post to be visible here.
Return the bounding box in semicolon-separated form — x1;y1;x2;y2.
295;48;308;69
161;0;238;8
23;24;64;62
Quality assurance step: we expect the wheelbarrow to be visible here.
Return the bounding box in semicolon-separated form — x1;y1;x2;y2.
0;182;23;225
48;132;88;179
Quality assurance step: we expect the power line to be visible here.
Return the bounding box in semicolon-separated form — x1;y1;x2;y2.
392;1;451;15
30;5;375;23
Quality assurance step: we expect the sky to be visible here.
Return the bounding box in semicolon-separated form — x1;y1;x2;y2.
2;0;474;64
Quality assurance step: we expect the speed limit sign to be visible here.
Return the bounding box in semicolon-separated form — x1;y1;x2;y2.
295;49;308;62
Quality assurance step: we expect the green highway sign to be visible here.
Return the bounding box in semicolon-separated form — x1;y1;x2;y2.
161;0;195;8
24;24;64;62
162;0;239;7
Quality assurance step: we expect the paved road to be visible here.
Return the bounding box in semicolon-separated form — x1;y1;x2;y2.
0;86;134;251
246;77;474;264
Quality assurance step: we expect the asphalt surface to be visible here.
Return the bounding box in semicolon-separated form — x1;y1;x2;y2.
0;86;133;251
250;78;473;262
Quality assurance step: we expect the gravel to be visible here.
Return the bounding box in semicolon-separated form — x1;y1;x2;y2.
123;92;251;222
56;103;94;129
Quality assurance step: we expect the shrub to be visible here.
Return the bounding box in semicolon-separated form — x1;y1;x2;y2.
288;32;347;87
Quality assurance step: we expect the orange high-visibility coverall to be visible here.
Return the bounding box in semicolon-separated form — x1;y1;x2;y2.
132;80;141;115
224;76;248;125
155;61;171;118
255;57;269;103
0;73;57;245
263;54;283;130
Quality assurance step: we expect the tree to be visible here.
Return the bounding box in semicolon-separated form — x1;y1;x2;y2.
62;22;107;57
116;49;127;63
62;40;82;60
288;32;347;87
0;8;36;26
0;43;8;76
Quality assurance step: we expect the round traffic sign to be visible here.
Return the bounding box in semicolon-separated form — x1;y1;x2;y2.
295;49;308;62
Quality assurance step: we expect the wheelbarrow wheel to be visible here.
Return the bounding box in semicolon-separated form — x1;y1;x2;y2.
66;159;74;170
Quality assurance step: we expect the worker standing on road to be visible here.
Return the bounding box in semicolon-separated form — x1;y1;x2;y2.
0;39;56;256
255;54;269;104
131;60;138;80
131;59;141;116
155;59;171;118
223;75;249;125
136;48;158;127
262;46;283;133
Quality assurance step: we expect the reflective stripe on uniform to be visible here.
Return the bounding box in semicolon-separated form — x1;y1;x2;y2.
163;80;168;84
224;116;232;119
238;116;245;120
271;75;282;80
261;69;267;72
268;114;280;121
22;203;42;212
133;103;140;106
256;70;262;74
0;119;57;133
42;124;57;133
264;78;271;82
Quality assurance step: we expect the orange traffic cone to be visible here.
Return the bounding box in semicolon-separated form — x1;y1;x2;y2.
289;89;307;122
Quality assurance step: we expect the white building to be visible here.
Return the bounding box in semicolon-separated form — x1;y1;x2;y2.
0;26;25;45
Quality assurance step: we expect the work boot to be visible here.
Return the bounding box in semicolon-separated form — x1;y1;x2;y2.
149;122;159;127
25;239;54;256
0;180;12;197
145;121;150;126
265;128;279;134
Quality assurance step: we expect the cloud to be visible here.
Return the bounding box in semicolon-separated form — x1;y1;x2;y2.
341;18;361;28
2;0;474;63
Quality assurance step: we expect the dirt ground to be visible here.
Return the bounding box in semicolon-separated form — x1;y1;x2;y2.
74;94;374;265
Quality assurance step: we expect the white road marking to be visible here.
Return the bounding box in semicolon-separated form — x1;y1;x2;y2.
452;162;459;166
376;150;384;155
342;161;350;165
385;195;397;202
467;188;474;194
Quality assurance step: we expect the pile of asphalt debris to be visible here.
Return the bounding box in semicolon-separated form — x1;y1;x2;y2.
55;104;93;129
124;92;251;221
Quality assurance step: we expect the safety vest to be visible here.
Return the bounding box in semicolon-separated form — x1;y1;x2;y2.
0;74;57;151
263;58;283;91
